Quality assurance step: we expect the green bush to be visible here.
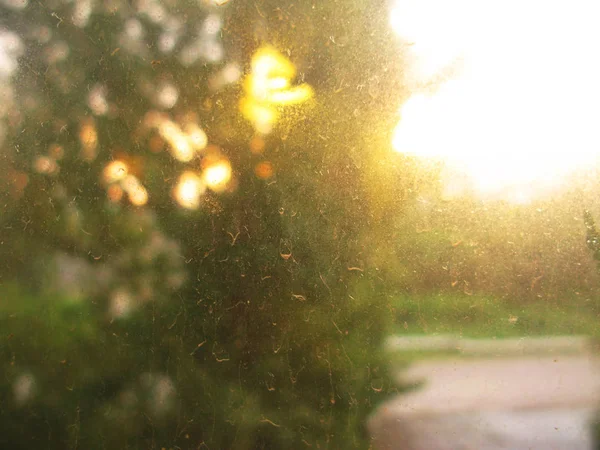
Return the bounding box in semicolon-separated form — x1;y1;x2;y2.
0;1;400;448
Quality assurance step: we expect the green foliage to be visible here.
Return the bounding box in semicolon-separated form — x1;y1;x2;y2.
375;188;600;302
585;209;600;264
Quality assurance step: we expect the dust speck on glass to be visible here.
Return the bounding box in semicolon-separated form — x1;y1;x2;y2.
1;0;599;449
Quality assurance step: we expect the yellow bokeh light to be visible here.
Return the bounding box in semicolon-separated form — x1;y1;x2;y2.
240;98;278;135
145;111;209;166
103;160;129;184
156;119;205;162
266;77;290;91
202;159;232;192
241;46;313;134
185;123;208;151
170;133;195;162
121;174;148;206
251;46;296;80
390;0;600;200
121;174;140;192
173;171;205;210
265;85;314;105
79;119;98;162
127;186;149;206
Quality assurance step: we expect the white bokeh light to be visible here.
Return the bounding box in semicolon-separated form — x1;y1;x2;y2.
156;83;179;109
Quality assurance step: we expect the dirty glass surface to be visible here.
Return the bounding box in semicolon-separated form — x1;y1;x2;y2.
1;0;599;449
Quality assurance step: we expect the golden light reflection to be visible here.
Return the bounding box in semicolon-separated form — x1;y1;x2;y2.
103;160;129;184
390;0;600;200
151;117;207;162
240;98;277;135
158;120;193;162
254;161;274;180
121;174;148;206
171;133;195;162
241;46;313;134
79;118;98;162
202;158;232;192
249;135;265;154
107;184;124;203
127;187;149;206
184;123;208;151
33;156;58;175
265;85;314;105
173;171;205;209
265;77;289;91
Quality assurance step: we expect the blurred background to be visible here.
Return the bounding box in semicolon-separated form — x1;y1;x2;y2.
1;0;600;448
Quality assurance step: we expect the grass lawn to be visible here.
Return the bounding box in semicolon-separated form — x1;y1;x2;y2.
393;292;600;339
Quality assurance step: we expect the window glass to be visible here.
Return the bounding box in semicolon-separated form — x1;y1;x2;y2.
1;1;599;449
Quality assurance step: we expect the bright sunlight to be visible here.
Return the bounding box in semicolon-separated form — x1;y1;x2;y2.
390;0;600;200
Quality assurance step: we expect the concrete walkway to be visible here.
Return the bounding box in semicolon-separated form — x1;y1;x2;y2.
385;335;594;357
396;355;600;412
369;336;600;450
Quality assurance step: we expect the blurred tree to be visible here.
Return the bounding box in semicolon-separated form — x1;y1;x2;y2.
0;0;402;449
585;209;600;263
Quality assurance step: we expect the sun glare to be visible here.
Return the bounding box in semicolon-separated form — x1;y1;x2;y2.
390;0;600;200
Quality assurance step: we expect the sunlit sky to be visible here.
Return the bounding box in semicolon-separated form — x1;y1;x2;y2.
390;0;600;201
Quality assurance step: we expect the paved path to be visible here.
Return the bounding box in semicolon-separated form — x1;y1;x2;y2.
369;346;600;450
396;355;600;413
